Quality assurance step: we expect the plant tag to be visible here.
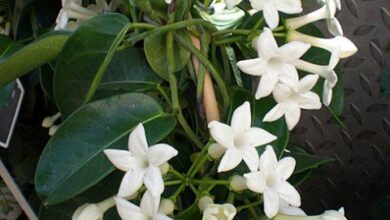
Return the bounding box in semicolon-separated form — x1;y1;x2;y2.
0;79;25;148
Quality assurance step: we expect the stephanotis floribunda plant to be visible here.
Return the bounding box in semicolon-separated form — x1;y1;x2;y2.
0;0;358;219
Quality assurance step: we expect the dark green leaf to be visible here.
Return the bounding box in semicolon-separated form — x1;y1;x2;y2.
144;31;191;81
380;68;390;97
95;47;162;98
175;204;202;220
285;146;333;174
0;32;69;88
54;13;129;118
35;93;176;205
39;63;55;102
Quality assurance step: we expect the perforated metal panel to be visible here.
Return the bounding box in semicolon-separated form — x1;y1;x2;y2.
291;1;390;219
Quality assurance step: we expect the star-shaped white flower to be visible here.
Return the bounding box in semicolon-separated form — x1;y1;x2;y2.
275;207;346;220
263;74;321;130
237;28;311;99
115;191;172;220
244;145;301;218
104;123;178;198
208;101;277;172
249;0;302;29
202;203;237;220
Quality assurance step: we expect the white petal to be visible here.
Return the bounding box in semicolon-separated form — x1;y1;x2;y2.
259;145;278;176
275;157;296;180
277;41;311;63
263;104;286;122
247;127;277;147
115;197;148;220
323;84;333;106
244;171;266;193
144;166;164;197
277;181;301;207
249;0;264;10
231;101;251;133
297;92;322;109
276;64;300;92
140;190;160;217
218;148;243;172
104;149;134;172
208;143;226;159
273;84;292;103
285;104;301;130
298;74;319;92
257;28;278;58
225;0;243;9
263;189;280;218
274;0;303;14
208;121;235;149
147;144;178;166
255;72;279;99
263;3;280;29
129;124;149;157
242;146;260;172
118;170;144;198
155;213;173;220
327;18;344;36
237;58;268;76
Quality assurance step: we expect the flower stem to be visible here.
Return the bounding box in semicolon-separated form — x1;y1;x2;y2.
169;183;186;201
237;198;263;212
167;31;203;149
169;167;186;181
156;84;172;106
191;179;229;185
212;29;252;36
214;36;245;45
165;180;183;186
188;142;211;178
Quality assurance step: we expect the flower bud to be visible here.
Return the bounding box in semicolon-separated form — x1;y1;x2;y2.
230;175;247;192
42;112;61;128
208;143;226;160
160;162;170;176
158;199;175;215
203;203;237;220
198;196;214;212
72;197;115;220
49;125;60;136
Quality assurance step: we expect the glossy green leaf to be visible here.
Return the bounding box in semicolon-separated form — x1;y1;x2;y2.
380;68;390;97
144;31;191;81
96;47;162;98
54;13;129;118
0;32;69;88
39;63;55;102
35;93;176;205
285;146;333;174
39;171;122;220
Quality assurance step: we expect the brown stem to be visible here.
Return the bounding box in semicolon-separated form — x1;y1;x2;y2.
190;35;220;123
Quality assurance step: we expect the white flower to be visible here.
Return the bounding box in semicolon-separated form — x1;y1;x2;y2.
202;203;237;220
244;146;301;218
225;0;243;9
104;123;178;197
208;102;277;172
287;30;357;59
115;191;172;220
278;199;306;216
274;207;347;220
72;197;115;220
263;74;321;130
249;0;302;29
294;52;339;106
237;28;311;99
198;196;214;212
165;0;172;4
158;199;175;215
286;0;343;36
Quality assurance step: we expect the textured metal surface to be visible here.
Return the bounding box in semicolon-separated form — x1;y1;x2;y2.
291;1;390;219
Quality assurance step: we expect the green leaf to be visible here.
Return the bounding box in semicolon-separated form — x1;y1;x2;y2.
298;24;344;115
286;146;333;174
0;81;15;110
0;32;69;88
39;172;122;220
54;13;129;118
39;63;55;102
144;31;191;81
35;93;177;205
380;68;390;97
96;47;162;98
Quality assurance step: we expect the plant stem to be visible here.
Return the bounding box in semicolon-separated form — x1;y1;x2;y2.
156;84;172;106
273;33;286;37
191;179;229;185
212;29;252;36
169;168;186;181
214;36;244;45
189;183;199;195
169;183;185;201
175;33;230;112
237;198;263;212
165;180;183;186
243;199;259;219
187;142;211;178
167;31;203;149
252;17;265;31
